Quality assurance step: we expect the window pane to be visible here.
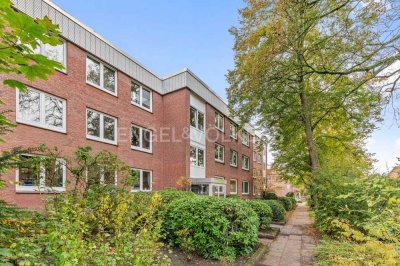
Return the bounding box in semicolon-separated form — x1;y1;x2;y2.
215;145;219;160
131;169;140;190
230;180;236;193
198;112;204;131
45;95;63;128
198;148;204;167
190;107;196;128
190;146;197;166
142;88;151;109
45;159;64;187
86;57;100;86
19;155;40;186
131;126;140;147
142;171;151;190
103;116;115;141
142;129;151;150
131;82;141;104
103;66;115;92
19;89;40;123
43;42;64;65
87;110;100;137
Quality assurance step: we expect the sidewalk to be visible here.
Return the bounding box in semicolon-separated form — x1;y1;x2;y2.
257;203;318;266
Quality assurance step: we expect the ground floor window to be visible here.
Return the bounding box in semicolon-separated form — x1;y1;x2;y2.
229;179;237;194
242;181;249;195
131;168;152;192
191;184;209;195
16;154;66;193
212;184;225;197
86;164;117;186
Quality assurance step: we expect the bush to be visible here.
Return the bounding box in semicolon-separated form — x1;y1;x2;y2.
262;191;278;200
163;197;259;260
288;196;297;207
264;200;286;222
286;192;295;198
158;189;196;205
278;196;293;211
248;200;273;230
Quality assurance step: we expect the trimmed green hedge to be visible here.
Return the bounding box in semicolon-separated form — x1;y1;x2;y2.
163;197;259;260
262;191;278;200
158;189;196;204
248;200;273;229
264;200;286;222
278;196;293;211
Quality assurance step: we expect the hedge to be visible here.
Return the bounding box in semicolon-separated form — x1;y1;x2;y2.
264;200;286;222
158;189;196;205
163;197;259;260
278;196;293;211
262;191;278;200
248;200;273;229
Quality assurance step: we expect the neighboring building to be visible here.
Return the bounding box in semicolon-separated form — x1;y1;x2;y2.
0;0;267;210
266;169;299;197
388;166;400;179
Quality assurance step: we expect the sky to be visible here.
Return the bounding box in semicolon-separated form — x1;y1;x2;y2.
52;0;400;173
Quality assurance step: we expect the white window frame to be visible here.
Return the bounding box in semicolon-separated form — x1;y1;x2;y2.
131;81;153;112
230;150;238;167
85;166;118;185
242;131;250;146
86;56;117;96
131;124;153;153
86;109;118;145
16;154;66;193
253;151;257;162
34;38;67;72
215;143;224;163
190;106;205;131
253;183;257;196
131;168;152;192
190;145;205;168
230;122;238;139
16;87;67;133
242;181;249;195
229;179;237;195
242;155;250;170
215;112;224;132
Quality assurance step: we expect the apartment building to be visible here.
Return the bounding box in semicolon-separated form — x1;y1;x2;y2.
0;0;266;210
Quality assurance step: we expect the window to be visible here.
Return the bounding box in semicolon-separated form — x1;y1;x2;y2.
230;150;238;167
230;122;238;139
242;131;250;146
131;81;152;111
253;169;257;178
86;109;117;144
242;181;249;195
242;155;250;170
131;125;152;153
33;39;66;69
86;164;117;186
190;146;204;167
215;143;224;163
253;151;257;161
214;112;224;131
86;56;117;95
16;154;66;193
253;183;257;195
16;87;66;133
230;179;237;195
190;106;204;131
131;168;152;192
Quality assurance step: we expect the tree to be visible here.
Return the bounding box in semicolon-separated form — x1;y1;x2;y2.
227;0;400;187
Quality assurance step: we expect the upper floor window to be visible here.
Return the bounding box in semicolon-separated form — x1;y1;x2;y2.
242;131;250;146
16;154;66;193
230;122;238;139
190;106;204;131
242;155;250;170
215;112;224;131
33;39;66;70
131;81;152;111
190;145;204;167
16;87;66;133
131;168;152;192
230;150;238;167
86;109;117;145
230;179;237;195
131;124;152;153
86;56;117;95
242;181;249;195
253;151;257;161
215;143;224;163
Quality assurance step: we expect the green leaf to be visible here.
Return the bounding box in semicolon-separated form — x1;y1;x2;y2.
3;79;26;91
0;248;13;258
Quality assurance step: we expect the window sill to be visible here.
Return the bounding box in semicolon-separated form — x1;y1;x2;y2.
215;159;225;164
242;193;249;195
242;168;250;171
16;119;66;134
131;189;152;193
230;192;237;195
131;146;153;154
190;126;205;133
131;101;153;113
86;81;117;97
86;135;118;146
56;67;67;75
16;186;66;194
230;136;238;140
215;127;224;133
230;164;238;167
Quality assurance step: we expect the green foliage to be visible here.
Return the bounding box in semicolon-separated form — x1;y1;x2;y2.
163;197;259;260
248;200;273;230
263;200;286;222
286;192;294;198
278;197;293;211
262;191;278;200
158;188;196;205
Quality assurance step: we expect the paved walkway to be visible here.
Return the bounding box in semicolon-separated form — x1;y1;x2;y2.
257;203;318;266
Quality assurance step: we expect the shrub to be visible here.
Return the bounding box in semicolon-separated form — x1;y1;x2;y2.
226;194;241;199
163;197;259;260
288;196;297;208
278;196;293;211
158;189;195;205
286;192;295;198
248;200;273;230
262;191;278;200
264;200;286;222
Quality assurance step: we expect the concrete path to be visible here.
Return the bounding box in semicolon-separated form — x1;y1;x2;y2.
257;203;318;266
